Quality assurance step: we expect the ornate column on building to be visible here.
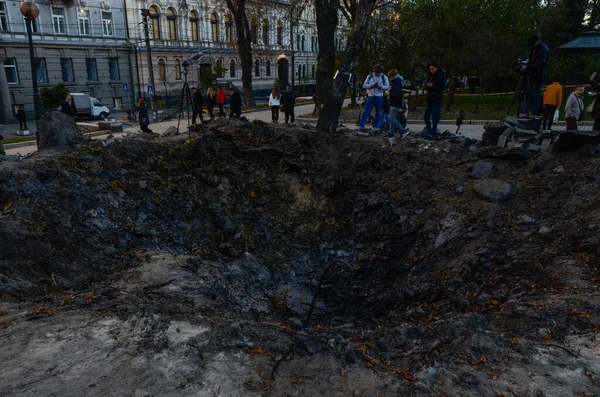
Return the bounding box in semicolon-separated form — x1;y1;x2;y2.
0;52;13;124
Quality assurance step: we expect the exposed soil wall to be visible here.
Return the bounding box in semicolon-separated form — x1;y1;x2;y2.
1;118;599;396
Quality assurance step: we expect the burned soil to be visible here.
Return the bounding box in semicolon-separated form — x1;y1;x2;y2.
0;119;599;396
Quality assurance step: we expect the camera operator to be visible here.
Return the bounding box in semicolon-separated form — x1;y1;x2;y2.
520;34;549;116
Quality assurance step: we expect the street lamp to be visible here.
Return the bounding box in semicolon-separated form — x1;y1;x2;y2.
20;0;40;147
140;8;157;120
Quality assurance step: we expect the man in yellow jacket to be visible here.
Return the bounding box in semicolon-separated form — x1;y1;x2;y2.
542;79;563;131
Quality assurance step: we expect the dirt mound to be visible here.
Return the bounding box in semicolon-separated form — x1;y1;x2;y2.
1;121;599;396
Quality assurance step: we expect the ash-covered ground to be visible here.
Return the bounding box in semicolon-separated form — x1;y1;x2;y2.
0;117;599;397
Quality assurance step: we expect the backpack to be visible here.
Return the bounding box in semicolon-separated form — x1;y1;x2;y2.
368;73;387;87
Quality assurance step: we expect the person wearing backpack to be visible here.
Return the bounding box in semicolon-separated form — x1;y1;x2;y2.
423;62;446;136
357;64;389;135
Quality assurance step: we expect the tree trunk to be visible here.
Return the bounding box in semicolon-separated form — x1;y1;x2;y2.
445;78;456;111
312;0;338;118
316;0;377;133
226;0;256;107
473;80;487;114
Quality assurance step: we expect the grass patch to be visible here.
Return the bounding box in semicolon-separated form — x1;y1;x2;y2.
3;136;36;145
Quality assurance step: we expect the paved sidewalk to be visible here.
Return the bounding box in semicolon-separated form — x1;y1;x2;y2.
4;101;597;156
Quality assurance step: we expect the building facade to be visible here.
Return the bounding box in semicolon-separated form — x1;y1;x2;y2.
126;0;327;103
0;0;134;123
1;0;347;123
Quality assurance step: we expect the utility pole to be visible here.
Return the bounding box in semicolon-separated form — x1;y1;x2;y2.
140;8;157;120
20;0;41;148
290;3;295;89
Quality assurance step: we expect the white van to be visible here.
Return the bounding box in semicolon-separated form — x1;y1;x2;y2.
69;93;111;120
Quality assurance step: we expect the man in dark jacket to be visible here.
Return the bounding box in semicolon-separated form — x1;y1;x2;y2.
61;94;77;118
521;34;549;116
191;87;204;124
229;87;242;119
423;62;446;136
15;105;27;130
281;85;298;124
387;69;407;138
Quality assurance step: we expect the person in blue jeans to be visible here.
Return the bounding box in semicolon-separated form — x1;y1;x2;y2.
423;62;446;136
387;69;408;138
358;64;389;135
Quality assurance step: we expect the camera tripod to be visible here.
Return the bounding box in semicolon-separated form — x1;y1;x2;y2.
507;73;531;117
176;61;193;138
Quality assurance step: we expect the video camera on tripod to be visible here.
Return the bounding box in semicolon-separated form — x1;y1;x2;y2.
514;58;528;74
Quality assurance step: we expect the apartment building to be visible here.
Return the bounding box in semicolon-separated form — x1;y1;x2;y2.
1;0;346;123
126;0;326;102
0;0;134;123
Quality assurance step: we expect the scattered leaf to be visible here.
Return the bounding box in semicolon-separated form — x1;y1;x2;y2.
472;354;487;365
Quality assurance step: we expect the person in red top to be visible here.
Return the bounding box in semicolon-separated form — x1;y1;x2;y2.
216;85;227;118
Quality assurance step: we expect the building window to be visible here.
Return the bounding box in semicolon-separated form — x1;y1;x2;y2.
211;12;219;42
108;58;120;80
0;1;8;32
102;12;113;36
262;19;269;45
149;5;160;40
250;17;257;44
311;36;315;52
276;21;282;45
60;58;74;82
189;10;199;41
229;59;236;78
35;58;48;83
78;9;90;35
166;7;176;40
4;58;18;84
158;58;166;81
52;7;65;34
297;65;301;78
266;60;271;77
302;64;306;79
23;16;38;33
86;58;98;81
225;14;233;43
301;35;305;51
174;59;181;80
254;59;260;77
311;64;315;79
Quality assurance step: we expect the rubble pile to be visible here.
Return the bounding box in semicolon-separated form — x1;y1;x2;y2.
483;116;600;153
0;118;599;396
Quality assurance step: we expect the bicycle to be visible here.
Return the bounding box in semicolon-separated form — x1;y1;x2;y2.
127;109;139;123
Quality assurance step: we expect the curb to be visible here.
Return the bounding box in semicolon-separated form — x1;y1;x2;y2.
3;129;114;150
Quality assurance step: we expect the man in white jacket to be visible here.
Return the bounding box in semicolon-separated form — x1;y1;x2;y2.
357;64;390;135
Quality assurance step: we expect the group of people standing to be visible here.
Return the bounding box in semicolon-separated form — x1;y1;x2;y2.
268;85;299;124
190;85;242;125
357;62;444;138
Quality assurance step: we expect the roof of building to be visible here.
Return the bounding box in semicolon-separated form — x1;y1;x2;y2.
558;31;600;50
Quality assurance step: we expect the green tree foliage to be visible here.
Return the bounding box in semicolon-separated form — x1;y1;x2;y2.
40;83;70;110
198;63;228;91
361;0;542;96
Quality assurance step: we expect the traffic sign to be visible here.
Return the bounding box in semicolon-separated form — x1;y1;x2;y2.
147;85;154;96
122;83;128;91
